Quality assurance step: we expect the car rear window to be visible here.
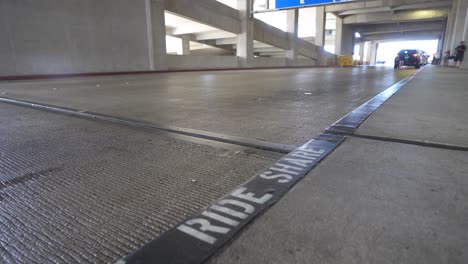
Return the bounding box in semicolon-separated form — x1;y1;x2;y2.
398;50;418;55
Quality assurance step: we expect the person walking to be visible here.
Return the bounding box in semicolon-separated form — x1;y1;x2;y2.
454;41;466;68
433;51;441;65
443;50;450;67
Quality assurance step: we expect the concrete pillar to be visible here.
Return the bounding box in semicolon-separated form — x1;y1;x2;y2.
145;0;167;70
237;0;254;67
369;42;378;66
463;7;468;41
335;16;354;55
462;7;468;69
443;17;453;53
363;41;372;64
314;6;326;48
286;8;299;65
450;0;468;51
443;0;457;53
181;37;190;55
358;42;365;64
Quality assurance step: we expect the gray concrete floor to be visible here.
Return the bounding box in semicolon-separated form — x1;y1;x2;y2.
210;66;468;264
0;103;277;263
210;137;468;264
2;66;465;264
0;67;414;146
357;66;468;148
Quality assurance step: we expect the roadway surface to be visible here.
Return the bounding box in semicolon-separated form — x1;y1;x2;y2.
0;67;414;146
0;66;425;263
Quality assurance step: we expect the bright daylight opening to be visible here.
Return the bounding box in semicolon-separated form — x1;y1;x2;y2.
376;39;439;65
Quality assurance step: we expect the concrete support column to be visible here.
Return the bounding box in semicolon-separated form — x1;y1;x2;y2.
314;6;326;48
237;0;254;67
369;42;378;66
335;16;354;55
463;6;468;41
181;37;190;55
145;0;167;70
286;8;299;65
443;0;457;53
462;7;468;69
358;42;365;64
363;41;372;64
450;0;468;51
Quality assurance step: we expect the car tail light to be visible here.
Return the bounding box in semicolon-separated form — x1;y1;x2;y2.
412;54;418;57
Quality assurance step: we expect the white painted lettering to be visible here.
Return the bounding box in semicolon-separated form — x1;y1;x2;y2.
231;187;273;205
218;199;255;214
177;224;217;244
202;211;239;227
211;204;249;219
260;171;293;183
283;158;314;167
270;163;302;175
292;150;321;158
298;148;326;155
185;218;230;234
290;153;318;159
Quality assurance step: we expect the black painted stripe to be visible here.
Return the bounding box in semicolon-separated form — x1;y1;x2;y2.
117;71;422;264
0;97;296;154
119;134;346;264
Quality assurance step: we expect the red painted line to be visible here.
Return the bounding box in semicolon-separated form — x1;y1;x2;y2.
0;65;338;81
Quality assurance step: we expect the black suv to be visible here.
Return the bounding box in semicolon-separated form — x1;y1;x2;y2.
394;49;428;69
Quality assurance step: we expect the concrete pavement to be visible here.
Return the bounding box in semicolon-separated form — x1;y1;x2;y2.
209;66;468;264
1;66;467;263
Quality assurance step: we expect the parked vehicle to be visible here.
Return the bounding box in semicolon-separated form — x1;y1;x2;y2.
394;49;428;69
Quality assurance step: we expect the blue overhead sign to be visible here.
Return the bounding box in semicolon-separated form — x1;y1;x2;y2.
276;0;344;9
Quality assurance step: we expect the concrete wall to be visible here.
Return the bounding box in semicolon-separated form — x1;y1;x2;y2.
167;55;239;69
167;55;321;69
251;57;288;67
0;0;335;77
0;0;150;76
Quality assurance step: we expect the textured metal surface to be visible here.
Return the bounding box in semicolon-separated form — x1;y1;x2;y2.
0;103;274;263
0;67;415;145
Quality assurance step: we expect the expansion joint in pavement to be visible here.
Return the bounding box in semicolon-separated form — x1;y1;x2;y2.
351;133;468;151
117;66;425;264
0;96;296;154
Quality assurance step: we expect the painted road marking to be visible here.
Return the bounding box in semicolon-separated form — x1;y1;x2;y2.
118;70;422;264
119;135;344;264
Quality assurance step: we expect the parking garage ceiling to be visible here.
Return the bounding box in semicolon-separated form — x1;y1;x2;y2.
165;0;452;54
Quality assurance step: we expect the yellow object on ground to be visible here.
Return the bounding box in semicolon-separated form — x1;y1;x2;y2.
338;56;354;67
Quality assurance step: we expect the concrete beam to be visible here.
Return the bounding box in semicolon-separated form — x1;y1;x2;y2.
363;30;442;41
195;31;237;41
216;38;238;45
254;47;284;52
326;0;449;13
296;38;319;59
165;0;241;34
337;0;452;16
253;19;289;50
357;21;445;35
343;8;450;25
171;25;218;35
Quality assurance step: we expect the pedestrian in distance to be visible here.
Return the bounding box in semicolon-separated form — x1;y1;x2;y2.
454;41;466;68
433;51;441;65
442;50;450;67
